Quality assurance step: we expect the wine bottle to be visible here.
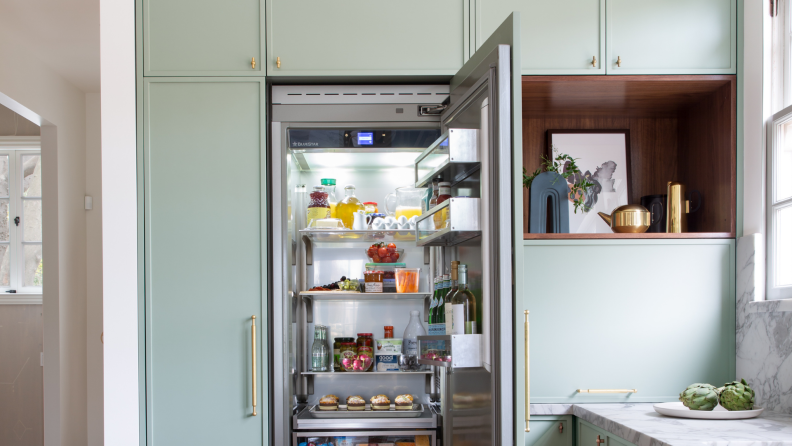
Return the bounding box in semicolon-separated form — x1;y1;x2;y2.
428;277;438;326
444;262;459;334
451;264;477;334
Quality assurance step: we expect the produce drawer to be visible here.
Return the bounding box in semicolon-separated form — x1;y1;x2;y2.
294;429;436;446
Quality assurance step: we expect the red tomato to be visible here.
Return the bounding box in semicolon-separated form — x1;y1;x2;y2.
372;255;381;263
387;243;397;249
382;256;392;263
391;252;400;261
377;247;388;257
367;248;377;257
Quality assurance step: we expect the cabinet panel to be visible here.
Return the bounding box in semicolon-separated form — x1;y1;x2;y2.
525;416;573;446
266;0;467;76
607;0;736;74
476;0;604;74
577;420;637;446
523;239;735;403
143;0;264;75
143;79;267;445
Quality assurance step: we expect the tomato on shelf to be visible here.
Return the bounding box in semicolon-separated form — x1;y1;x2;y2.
365;242;404;264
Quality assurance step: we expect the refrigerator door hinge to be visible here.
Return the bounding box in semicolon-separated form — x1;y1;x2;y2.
418;99;449;116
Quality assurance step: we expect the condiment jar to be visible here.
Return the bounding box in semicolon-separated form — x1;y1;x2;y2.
333;337;355;371
307;186;330;228
338;341;357;371
363;202;379;214
384;326;394;339
364;268;384;293
356;333;374;372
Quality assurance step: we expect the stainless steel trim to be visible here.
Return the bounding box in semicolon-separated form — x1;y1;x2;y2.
293;429;437;446
414;198;482;247
293;406;437;429
272;85;449;105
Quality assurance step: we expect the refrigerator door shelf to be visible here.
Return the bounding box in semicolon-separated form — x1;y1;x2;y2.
299;229;417;245
417;335;482;369
415;198;481;247
414;129;480;188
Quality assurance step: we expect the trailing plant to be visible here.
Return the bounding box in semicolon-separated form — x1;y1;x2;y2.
523;146;595;214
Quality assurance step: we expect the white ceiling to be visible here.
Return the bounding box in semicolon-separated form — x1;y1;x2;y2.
0;0;100;93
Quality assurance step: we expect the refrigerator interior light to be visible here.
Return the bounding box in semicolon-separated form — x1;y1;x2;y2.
297;151;423;170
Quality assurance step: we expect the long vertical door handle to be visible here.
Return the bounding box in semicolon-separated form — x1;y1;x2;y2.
524;310;530;432
251;315;257;416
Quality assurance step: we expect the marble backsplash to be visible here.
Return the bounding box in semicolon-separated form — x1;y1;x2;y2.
736;233;792;414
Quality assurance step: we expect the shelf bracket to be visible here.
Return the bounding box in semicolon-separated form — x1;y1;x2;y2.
302;235;313;265
303;296;313;323
424;296;430;322
424;246;430;265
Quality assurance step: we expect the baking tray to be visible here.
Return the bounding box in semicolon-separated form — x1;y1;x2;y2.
309;403;424;418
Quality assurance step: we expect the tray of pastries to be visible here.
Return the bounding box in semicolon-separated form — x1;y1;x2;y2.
309;394;422;418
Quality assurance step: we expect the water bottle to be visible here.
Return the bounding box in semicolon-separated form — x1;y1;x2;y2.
399;310;427;372
311;325;329;371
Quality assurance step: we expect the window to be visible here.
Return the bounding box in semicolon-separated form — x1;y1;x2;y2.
0;151;43;293
769;110;792;299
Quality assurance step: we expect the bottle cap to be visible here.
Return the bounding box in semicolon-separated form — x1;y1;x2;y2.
411;310;419;316
384;326;393;330
312;186;324;191
439;182;451;187
363;201;378;205
321;178;336;186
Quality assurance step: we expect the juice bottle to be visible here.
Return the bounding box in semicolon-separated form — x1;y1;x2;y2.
321;178;337;218
336;184;365;229
433;182;451;229
306;186;330;228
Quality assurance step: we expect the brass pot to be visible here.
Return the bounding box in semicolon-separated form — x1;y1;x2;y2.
597;205;651;233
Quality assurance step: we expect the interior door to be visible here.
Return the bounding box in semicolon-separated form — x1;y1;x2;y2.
442;12;522;445
143;78;268;445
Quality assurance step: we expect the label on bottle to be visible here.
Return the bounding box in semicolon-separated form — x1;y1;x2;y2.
403;339;418;356
452;304;465;335
466;321;477;335
333;347;341;367
429;323;446;335
445;303;453;334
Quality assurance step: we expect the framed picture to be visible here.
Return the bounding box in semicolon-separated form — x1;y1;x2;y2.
546;130;632;234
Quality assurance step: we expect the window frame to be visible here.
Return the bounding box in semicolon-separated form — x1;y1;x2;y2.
767;104;792;300
0;138;43;302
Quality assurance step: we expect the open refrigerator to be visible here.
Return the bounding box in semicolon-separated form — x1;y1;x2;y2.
270;16;519;446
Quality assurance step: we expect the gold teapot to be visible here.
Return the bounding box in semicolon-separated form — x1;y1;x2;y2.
598;205;651;233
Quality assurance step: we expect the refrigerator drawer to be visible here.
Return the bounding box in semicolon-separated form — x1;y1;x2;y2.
293;405;438;430
415;198;481;247
293;430;436;446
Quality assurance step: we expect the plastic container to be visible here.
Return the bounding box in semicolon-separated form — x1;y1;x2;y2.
374;338;402;372
365;263;405;293
395;268;421;293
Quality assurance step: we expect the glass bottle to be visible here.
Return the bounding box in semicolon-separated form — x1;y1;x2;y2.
429;277;440;326
429;178;440;210
336;184;365;229
434;181;452;229
307;186;331;228
400;310;427;372
451;264;477;334
311;325;329;371
321;178;337;218
443;262;459;333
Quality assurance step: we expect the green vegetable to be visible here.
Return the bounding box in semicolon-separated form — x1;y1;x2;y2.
679;383;719;411
717;379;755;411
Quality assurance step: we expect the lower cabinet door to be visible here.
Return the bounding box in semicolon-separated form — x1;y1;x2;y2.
525;416;573;446
143;78;267;445
578;419;636;446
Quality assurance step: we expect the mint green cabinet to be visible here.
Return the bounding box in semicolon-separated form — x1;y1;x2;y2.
526;416;574;446
143;0;264;75
142;78;267;445
521;239;735;404
606;0;736;74
578;419;636;446
265;0;468;76
475;0;605;74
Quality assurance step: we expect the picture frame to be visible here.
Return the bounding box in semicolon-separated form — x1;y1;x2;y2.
546;130;632;234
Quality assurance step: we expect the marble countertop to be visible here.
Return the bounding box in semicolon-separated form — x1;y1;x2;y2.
531;403;792;446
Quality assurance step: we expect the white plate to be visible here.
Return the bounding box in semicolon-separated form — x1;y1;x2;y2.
653;402;764;420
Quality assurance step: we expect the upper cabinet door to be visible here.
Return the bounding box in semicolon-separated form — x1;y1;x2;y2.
607;0;736;74
476;0;605;75
143;0;264;75
265;0;467;76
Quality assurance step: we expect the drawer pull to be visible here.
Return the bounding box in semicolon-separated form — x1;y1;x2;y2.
591;56;597;67
524;310;530;433
251;315;257;416
616;56;622;67
276;57;281;68
251;57;256;69
596;435;605;445
578;389;637;394
559;422;563;434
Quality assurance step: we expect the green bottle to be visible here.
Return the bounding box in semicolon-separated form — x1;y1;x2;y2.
429;277;439;325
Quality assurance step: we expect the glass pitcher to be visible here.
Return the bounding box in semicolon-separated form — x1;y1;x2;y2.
384;186;427;220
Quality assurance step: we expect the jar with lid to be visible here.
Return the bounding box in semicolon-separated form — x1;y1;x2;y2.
321;179;337;218
363;202;379;214
433;182;452;229
364;268;383;293
384;326;394;339
338;341;357;371
356;333;374;372
307;186;330;228
367;263;404;293
333;337;355;371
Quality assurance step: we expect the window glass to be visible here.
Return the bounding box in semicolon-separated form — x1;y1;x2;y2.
0;244;9;287
0;155;8;198
778;121;792;201
0;199;8;242
23;244;42;287
22;155;41;197
23;200;41;242
777;205;792;287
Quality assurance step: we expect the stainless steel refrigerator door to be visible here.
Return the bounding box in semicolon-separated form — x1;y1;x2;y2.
439;12;521;446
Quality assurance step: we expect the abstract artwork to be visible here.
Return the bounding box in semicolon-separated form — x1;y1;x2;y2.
547;130;632;234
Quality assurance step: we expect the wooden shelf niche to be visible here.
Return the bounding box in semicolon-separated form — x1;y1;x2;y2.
521;75;736;240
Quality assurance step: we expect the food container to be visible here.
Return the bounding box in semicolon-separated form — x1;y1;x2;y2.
366;263;405;293
356;333;374;372
364;269;383;293
338;342;357;371
340;354;373;372
365;248;404;263
363;202;379;214
395;268;421;293
333;337;355;371
375;338;403;372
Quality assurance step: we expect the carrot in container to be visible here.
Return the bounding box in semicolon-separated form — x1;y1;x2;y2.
395;268;421;293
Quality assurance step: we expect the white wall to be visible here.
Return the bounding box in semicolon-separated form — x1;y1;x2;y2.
0;21;101;446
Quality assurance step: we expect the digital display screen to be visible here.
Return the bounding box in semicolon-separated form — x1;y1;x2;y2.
357;132;374;145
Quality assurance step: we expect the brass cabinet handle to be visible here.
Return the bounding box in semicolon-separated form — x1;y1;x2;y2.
276;57;281;68
596;435;605;445
251;57;256;69
578;389;637;394
616;56;622;67
524;310;530;432
591;56;597;67
559;422;563;434
251;315;257;416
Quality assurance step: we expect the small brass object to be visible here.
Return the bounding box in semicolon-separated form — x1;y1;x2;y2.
598;205;651;233
577;389;637;393
616;56;622;67
666;181;687;233
252;315;257;416
591;56;597;67
251;57;256;69
559;423;564;434
276;57;281;68
596;435;605;445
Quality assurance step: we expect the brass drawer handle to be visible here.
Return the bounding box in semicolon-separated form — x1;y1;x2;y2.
596;435;605;445
616;56;622;67
251;315;257;416
251;57;256;69
578;389;637;394
524;310;530;432
591;56;597;67
559;422;563;434
276;57;281;68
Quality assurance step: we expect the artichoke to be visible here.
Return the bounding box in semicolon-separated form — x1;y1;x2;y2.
679;383;719;411
717;379;755;411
